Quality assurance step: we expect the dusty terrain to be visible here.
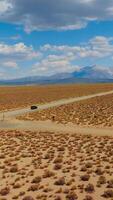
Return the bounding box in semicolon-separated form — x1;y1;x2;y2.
0;130;113;200
0;84;113;111
1;85;113;200
19;93;113;128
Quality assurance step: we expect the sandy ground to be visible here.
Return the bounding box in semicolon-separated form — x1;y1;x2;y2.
0;130;113;200
0;90;112;137
1;89;113;118
0;90;113;199
0;83;113;111
0;119;113;137
20;92;113;128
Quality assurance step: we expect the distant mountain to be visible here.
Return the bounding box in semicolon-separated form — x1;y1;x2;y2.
73;65;113;79
0;65;113;85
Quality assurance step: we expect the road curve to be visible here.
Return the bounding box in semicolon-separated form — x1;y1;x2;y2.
1;89;113;119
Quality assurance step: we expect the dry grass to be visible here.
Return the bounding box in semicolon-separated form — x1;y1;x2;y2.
0;130;113;199
20;93;113;127
0;83;113;111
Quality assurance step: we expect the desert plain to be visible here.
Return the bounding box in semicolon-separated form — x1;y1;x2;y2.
20;92;113;128
0;84;113;200
0;83;113;111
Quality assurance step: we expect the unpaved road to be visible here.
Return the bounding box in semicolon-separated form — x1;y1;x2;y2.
1;89;113;118
0;90;113;137
0;119;113;137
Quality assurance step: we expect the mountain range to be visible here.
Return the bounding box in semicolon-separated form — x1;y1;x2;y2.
1;65;113;85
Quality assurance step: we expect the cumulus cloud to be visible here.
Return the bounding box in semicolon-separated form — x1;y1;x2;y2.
32;54;80;76
0;42;41;60
1;0;113;32
94;65;113;78
0;42;41;78
41;36;113;59
0;36;113;78
32;36;113;76
0;0;12;14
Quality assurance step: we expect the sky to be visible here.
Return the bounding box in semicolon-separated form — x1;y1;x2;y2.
0;0;113;79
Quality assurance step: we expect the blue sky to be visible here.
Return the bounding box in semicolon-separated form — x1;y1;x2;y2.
0;0;113;79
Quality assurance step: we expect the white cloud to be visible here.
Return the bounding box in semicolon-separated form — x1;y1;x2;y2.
0;0;12;14
3;61;19;69
0;42;41;60
57;21;87;31
0;42;41;78
1;0;113;32
32;36;113;76
41;36;113;59
94;65;113;78
0;36;113;78
32;54;80;76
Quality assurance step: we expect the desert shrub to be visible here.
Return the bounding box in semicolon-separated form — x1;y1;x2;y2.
66;192;78;200
0;187;10;196
83;195;93;200
54;164;62;170
107;179;113;188
58;146;65;151
28;184;39;191
54;196;62;200
43;170;55;178
22;196;34;200
95;168;103;175
31;176;41;183
10;166;18;173
80;174;90;181
13;183;21;189
85;184;95;193
54;177;65;186
80;166;87;172
19;191;25;196
12;195;19;199
102;190;113;198
0;154;5;159
85;163;93;168
97;176;106;185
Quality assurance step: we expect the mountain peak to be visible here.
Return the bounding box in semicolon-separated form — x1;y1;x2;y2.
0;65;113;85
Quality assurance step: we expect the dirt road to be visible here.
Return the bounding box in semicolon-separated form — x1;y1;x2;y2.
1;89;113;118
0;119;113;137
0;90;113;137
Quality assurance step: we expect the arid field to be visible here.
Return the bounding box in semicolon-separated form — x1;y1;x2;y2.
19;93;113;128
0;84;113;111
0;130;113;200
0;84;113;200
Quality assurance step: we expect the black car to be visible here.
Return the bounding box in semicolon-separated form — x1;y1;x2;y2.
31;105;38;110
